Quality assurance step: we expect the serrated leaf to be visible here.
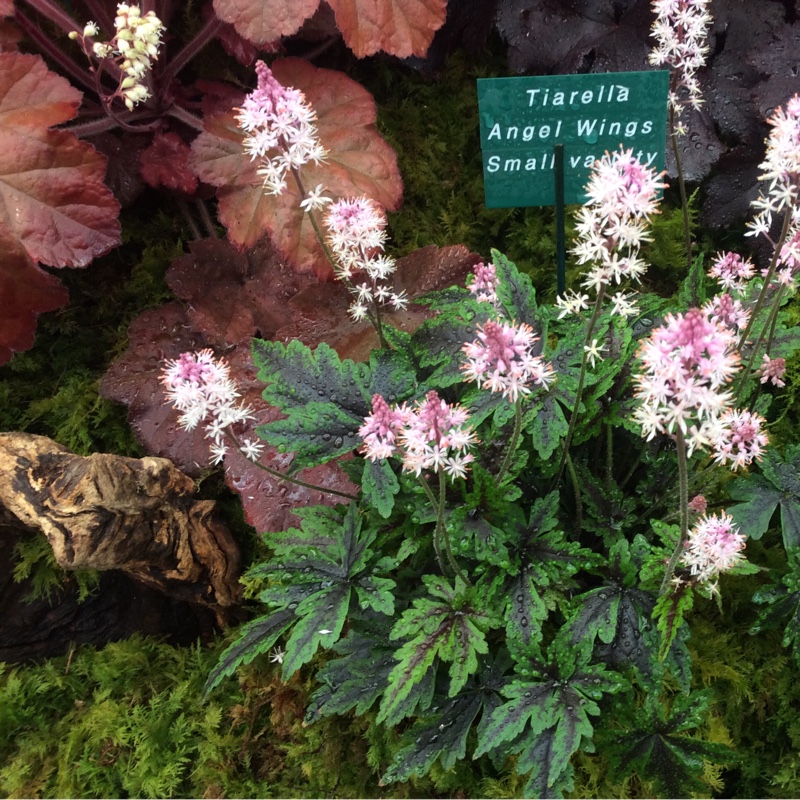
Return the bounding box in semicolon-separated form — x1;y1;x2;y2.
525;392;569;460
212;0;319;43
654;582;694;661
381;692;483;784
327;0;447;58
728;448;800;547
379;576;499;722
305;626;396;723
282;584;351;678
491;248;540;327
204;608;295;696
361;458;399;518
506;570;548;662
0;53;120;269
604;690;737;798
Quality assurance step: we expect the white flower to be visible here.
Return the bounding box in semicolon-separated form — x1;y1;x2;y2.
269;647;286;664
584;338;607;368
299;184;332;212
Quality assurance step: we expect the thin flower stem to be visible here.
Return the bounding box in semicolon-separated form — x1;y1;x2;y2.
438;469;472;587
14;8;97;94
17;0;83;37
224;429;358;501
165;103;205;133
196;199;219;239
737;210;792;352
565;452;583;534
736;282;786;403
418;475;449;576
659;428;689;596
552;283;607;492
669;106;693;278
605;420;614;490
496;397;523;485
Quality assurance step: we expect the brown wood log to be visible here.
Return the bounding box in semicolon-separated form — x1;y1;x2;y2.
0;433;242;609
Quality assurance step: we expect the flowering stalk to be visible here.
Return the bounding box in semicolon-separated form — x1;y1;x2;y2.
660;427;689;595
461;316;555;484
649;0;712;272
237;61;406;349
553;148;665;491
70;4;165;111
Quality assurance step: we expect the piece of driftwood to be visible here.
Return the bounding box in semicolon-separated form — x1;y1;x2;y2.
0;433;242;609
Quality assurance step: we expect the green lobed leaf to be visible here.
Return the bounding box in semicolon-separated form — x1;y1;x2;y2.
727;473;781;541
361;458;399;519
281;584;351;679
381;691;484;784
203;608;295;697
491;249;541;328
653;582;694;662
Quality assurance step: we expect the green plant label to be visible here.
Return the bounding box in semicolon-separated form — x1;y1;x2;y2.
477;71;669;208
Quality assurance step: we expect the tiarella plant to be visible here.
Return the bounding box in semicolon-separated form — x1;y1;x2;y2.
155;54;800;794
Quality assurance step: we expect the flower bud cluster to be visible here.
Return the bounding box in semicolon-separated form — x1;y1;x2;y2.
71;4;164;110
161;350;262;465
462;320;555;402
680;511;746;585
467;262;500;306
747;95;800;241
648;0;712;123
237;61;327;196
324;197;408;321
359;391;476;480
633;307;767;466
559;147;666;321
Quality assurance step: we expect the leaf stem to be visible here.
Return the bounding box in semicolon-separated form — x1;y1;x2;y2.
417;475;448;576
437;469;472;587
160;15;224;85
224;429;358;501
496;397;523;485
659;428;689;596
669;106;693;278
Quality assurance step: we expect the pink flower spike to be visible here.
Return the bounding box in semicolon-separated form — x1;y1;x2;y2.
358;394;407;461
468;262;500;305
708;252;755;292
711;409;768;470
462;320;555;402
759;354;787;388
680;511;746;583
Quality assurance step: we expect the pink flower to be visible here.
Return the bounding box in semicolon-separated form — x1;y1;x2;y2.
359;391;476;480
747;94;800;238
688;494;707;514
572;148;666;305
759;354;787;388
707;252;755;292
680;512;746;583
323;197;407;319
237;61;326;195
468;262;500;305
703;292;750;333
632;308;740;454
711;409;768;470
359;394;408;461
161;350;254;464
462;320;555;402
648;0;712;116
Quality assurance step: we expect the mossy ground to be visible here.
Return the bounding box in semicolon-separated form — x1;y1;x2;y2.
2;46;800;798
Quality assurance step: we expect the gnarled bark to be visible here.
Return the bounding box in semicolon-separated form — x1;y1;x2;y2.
0;433;242;608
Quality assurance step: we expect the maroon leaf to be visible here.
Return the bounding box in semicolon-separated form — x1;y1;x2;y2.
749;23;800;119
100;302;357;530
212;0;320;44
665;105;724;184
327;0;447;58
91;132;149;208
275;244;481;361
99;303;215;475
0;52;120;268
140;132;198;194
165;236;317;348
190;58;402;278
0;234;69;365
700;149;761;230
